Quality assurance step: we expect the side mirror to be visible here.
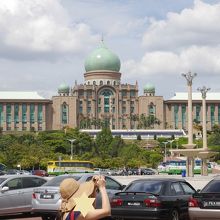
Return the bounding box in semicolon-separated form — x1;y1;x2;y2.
1;186;9;192
120;185;126;190
196;189;201;193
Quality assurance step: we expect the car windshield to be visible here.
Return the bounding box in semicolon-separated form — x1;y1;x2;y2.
43;176;81;186
202;180;220;193
0;178;7;184
126;181;163;194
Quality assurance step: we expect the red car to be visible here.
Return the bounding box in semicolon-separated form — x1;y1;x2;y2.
32;170;49;177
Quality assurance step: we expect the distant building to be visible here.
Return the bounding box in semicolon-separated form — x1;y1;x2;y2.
1;42;220;132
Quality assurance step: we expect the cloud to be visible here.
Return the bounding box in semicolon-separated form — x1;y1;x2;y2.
123;45;220;78
142;0;220;51
122;0;220;80
0;0;98;60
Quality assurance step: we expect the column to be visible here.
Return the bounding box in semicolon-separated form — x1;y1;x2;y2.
19;104;22;131
182;71;197;177
27;104;30;131
34;104;38;131
3;103;6;131
11;104;15;131
42;104;46;130
198;86;210;176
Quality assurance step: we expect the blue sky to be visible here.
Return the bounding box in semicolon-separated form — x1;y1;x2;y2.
0;0;220;99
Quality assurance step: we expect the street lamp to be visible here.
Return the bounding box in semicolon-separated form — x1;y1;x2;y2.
168;140;175;149
162;142;168;162
68;139;76;160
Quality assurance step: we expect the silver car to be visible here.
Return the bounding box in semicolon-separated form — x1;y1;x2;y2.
32;173;125;220
0;175;47;217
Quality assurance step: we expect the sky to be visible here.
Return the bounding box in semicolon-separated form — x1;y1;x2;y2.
0;0;220;99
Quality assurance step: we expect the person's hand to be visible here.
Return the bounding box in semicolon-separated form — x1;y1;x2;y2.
96;175;106;189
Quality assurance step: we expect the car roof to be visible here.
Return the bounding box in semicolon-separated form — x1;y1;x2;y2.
131;178;186;183
0;174;45;178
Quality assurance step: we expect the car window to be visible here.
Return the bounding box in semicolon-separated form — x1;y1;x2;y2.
0;178;7;184
126;181;162;194
202;180;220;193
22;177;46;188
105;177;121;190
4;178;22;190
170;182;184;195
43;176;80;186
180;182;195;195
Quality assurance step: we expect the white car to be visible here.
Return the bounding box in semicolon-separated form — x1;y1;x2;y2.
32;173;125;220
0;175;47;217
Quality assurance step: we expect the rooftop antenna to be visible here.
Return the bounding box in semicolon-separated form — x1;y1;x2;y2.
101;33;104;42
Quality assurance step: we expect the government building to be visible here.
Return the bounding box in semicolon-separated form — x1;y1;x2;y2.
0;42;220;133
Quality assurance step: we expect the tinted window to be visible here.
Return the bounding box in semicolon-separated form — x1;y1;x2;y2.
126;181;162;194
22;177;46;188
4;178;22;190
105;177;121;190
171;182;184;195
43;176;81;186
180;182;195;195
202;180;220;193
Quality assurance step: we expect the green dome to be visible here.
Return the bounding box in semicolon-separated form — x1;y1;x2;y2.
58;83;70;93
144;83;155;93
85;43;121;72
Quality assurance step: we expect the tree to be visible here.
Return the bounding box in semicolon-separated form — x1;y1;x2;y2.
137;114;161;129
95;128;113;157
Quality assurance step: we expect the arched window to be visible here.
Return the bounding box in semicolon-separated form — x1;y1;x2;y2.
149;102;155;115
113;81;116;86
99;89;114;113
107;81;110;85
88;81;90;85
61;102;68;124
100;81;103;85
93;81;96;85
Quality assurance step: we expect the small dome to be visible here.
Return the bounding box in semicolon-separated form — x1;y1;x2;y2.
144;83;155;93
85;42;121;72
58;83;70;93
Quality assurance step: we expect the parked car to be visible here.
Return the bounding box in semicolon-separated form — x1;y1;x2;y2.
141;168;156;175
0;175;47;217
189;178;220;220
111;178;196;220
32;173;125;220
20;170;31;175
32;170;49;177
6;169;21;175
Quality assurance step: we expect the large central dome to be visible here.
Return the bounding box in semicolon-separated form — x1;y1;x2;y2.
85;42;121;72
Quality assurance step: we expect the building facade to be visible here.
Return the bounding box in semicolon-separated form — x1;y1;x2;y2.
1;43;220;133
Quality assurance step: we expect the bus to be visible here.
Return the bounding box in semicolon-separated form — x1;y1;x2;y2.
47;160;94;175
157;159;212;175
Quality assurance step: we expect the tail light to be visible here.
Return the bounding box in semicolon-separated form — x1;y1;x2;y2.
111;198;123;207
32;193;36;199
144;198;161;207
188;197;199;207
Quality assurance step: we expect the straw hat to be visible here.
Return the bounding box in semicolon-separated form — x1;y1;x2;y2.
60;178;95;212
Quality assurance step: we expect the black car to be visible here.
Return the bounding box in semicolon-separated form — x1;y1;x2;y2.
189;178;220;220
111;178;196;220
141;168;156;175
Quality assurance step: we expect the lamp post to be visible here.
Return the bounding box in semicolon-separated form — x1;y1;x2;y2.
162;142;168;162
68;139;76;160
182;71;197;177
168;140;175;149
182;71;197;145
197;86;210;150
197;86;210;176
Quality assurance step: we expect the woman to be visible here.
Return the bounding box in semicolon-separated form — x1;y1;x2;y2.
57;175;111;220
